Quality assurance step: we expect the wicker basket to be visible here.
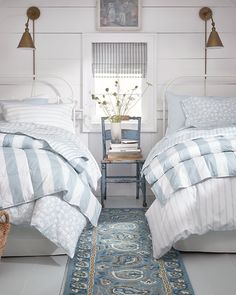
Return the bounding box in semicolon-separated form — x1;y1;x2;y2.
0;211;10;257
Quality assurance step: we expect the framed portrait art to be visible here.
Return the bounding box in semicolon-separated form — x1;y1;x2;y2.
96;0;141;31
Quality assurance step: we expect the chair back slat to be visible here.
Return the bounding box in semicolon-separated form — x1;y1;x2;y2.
122;129;139;141
104;130;112;140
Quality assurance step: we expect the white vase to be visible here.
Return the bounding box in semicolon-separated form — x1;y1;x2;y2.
111;122;121;143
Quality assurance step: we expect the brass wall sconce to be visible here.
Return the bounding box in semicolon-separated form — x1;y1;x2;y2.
199;7;224;77
17;7;40;77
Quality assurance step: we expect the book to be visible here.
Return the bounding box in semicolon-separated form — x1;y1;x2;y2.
107;148;141;154
110;142;139;149
121;140;138;144
110;146;139;151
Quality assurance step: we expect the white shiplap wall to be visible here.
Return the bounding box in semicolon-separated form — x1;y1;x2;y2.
1;0;236;196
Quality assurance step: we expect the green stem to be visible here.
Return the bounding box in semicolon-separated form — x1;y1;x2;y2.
126;83;151;114
122;88;136;115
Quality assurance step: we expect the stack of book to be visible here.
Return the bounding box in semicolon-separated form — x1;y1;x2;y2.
107;140;142;160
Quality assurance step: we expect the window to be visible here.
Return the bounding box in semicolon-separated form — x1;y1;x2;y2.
94;77;143;119
82;34;157;132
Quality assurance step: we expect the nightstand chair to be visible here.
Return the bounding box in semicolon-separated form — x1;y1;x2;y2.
101;116;147;208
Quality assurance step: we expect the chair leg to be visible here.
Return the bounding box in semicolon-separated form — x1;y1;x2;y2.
139;162;147;207
104;164;107;200
136;162;140;199
141;176;147;207
101;163;106;208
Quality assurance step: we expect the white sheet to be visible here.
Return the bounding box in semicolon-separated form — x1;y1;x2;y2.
146;176;236;258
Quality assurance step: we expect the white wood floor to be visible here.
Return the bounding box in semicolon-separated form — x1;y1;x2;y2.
0;195;236;295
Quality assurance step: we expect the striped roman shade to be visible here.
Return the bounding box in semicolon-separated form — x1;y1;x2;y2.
92;42;147;78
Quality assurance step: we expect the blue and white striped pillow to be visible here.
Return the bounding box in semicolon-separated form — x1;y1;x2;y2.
1;103;75;133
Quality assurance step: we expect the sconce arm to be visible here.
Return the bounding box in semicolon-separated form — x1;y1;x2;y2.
210;17;216;31
24;18;30;32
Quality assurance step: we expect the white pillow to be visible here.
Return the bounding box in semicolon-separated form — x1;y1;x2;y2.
1;103;75;133
165;92;189;134
0;98;49;121
182;96;236;128
23;97;49;104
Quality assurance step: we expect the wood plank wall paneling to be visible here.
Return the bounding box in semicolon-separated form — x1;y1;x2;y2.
158;33;236;59
1;0;236;8
1;1;236;115
1;6;236;33
1;0;236;196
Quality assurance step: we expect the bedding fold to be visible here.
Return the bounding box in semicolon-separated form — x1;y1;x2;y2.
143;126;236;204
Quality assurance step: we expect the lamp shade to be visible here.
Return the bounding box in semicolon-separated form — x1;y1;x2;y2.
207;29;223;48
17;30;35;49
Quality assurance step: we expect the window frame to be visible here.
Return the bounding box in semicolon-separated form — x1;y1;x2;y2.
82;33;157;132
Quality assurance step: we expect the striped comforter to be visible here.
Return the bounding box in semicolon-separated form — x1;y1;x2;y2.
143;126;236;204
0;122;101;257
143;126;236;258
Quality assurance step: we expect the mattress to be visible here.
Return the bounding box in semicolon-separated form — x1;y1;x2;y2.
174;230;236;253
3;225;66;257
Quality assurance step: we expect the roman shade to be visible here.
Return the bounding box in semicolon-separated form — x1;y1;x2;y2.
92;42;147;78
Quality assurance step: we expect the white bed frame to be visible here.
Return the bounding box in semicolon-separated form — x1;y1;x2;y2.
162;75;236;253
0;75;78;257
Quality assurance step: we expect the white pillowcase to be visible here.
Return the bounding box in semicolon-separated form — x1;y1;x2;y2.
182;96;236;128
165;92;189;134
24;97;49;104
0;98;49;121
1;103;75;133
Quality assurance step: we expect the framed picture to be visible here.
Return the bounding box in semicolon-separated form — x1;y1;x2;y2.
96;0;141;31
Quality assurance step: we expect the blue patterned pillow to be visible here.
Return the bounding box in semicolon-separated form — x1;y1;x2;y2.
182;96;236;128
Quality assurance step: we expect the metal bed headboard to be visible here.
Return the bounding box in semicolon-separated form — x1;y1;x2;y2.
162;75;236;136
0;74;74;102
0;74;78;126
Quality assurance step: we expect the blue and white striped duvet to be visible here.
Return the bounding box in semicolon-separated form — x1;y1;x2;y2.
143;126;236;204
0;122;101;256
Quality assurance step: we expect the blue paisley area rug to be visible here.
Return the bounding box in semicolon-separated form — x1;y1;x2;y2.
63;208;194;295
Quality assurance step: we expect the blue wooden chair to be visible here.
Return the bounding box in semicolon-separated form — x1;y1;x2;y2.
101;116;147;208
